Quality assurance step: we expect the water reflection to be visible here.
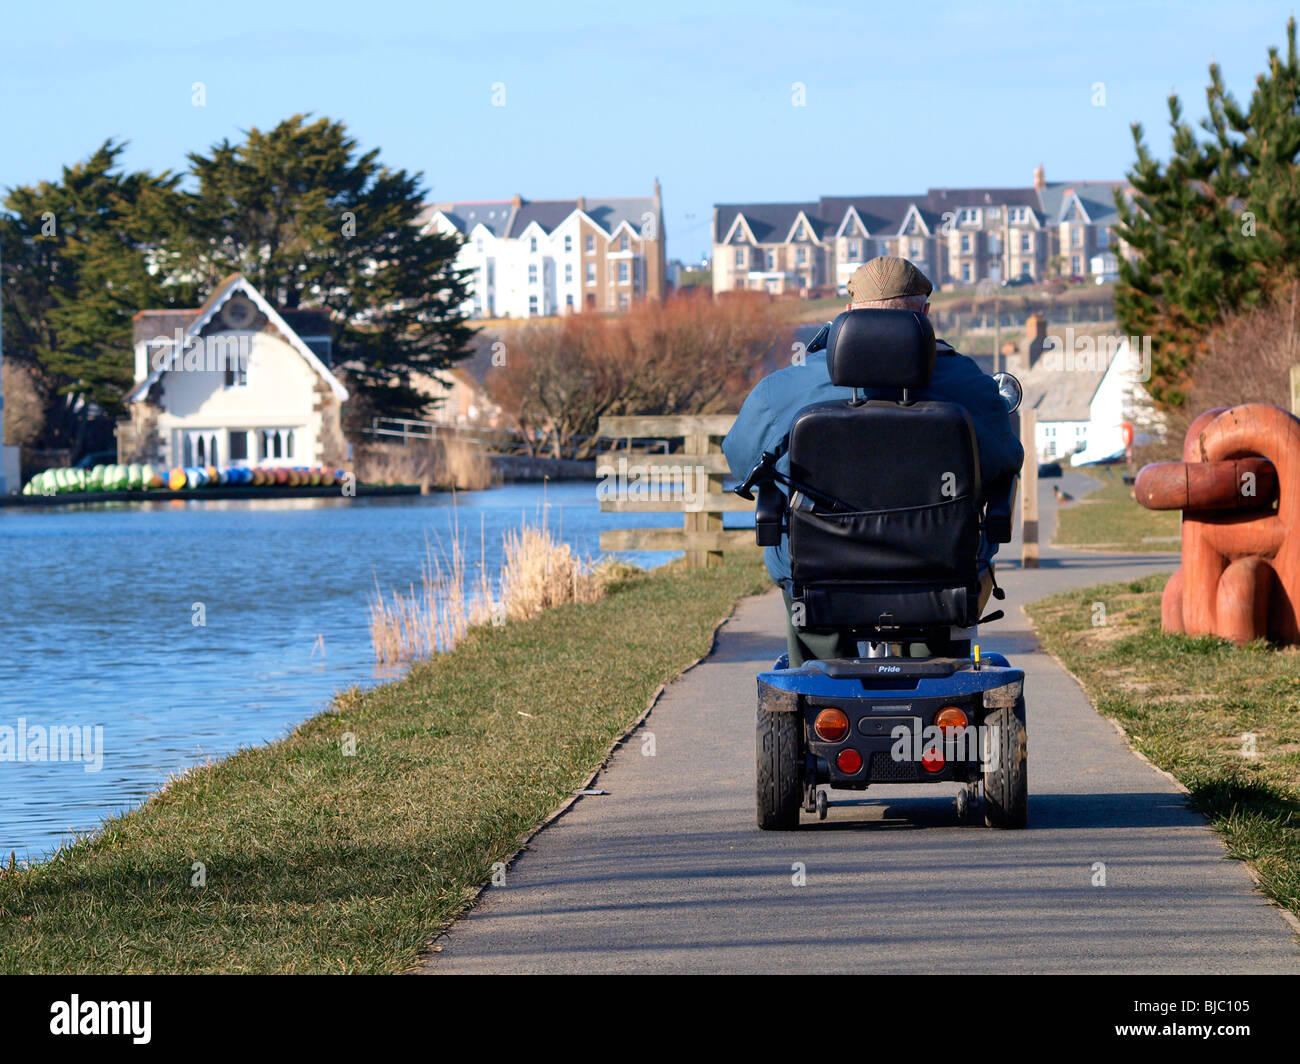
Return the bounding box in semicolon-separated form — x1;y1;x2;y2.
0;482;698;862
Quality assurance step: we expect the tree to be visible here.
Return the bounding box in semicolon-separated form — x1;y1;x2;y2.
1115;16;1300;406
171;114;474;419
0;141;184;432
487;292;786;457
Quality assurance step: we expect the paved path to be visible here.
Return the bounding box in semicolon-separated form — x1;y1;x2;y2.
425;473;1300;973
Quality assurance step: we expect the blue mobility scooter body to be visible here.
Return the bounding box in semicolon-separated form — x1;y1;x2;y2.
736;308;1028;829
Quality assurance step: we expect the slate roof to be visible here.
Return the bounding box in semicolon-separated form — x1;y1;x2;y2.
584;196;659;235
426;195;662;239
714;182;1128;244
1038;181;1125;226
423;200;519;237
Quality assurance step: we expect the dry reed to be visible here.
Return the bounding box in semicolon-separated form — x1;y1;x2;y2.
368;507;625;663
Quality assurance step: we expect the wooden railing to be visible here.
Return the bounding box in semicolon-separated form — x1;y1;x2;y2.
596;415;755;568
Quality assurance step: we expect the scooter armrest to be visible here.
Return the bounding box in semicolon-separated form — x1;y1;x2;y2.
755;479;786;546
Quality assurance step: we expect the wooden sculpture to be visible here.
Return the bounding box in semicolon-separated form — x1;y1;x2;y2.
1135;404;1299;645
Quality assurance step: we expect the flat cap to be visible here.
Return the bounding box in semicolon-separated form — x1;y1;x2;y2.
847;256;933;302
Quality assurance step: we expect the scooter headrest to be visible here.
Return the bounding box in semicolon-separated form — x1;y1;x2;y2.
826;308;937;390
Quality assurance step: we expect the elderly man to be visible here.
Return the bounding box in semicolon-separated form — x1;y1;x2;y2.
723;256;1024;664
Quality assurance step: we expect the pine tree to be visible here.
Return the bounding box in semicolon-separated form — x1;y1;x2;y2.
1;142;187;427
172;115;474;419
1116;17;1300;406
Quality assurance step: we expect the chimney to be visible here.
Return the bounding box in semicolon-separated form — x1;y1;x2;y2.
1033;164;1045;192
653;177;661;202
1023;313;1048;369
576;196;585;212
510;193;523;208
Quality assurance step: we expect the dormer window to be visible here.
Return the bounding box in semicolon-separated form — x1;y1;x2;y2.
530;236;538;253
620;234;629;251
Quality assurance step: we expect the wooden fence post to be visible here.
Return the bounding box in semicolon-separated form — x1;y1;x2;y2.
597;415;753;567
1021;407;1039;568
1289;364;1300;417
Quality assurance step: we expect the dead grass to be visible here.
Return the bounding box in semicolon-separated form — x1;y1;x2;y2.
368;509;637;663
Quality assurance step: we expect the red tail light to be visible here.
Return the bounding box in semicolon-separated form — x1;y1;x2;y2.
921;750;945;773
935;706;968;733
814;707;850;742
836;748;863;774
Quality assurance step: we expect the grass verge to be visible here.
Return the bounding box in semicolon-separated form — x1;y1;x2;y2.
1027;573;1300;922
0;552;770;973
1053;468;1180;551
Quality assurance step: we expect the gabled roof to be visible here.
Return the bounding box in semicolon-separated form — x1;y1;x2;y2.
714;202;820;244
584;197;658;237
1038;181;1123;226
128;274;349;403
421;200;518;237
508;199;579;237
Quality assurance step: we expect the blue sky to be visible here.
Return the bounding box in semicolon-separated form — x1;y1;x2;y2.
1;1;1294;260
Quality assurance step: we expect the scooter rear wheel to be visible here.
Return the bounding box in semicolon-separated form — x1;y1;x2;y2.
983;696;1028;829
756;706;802;830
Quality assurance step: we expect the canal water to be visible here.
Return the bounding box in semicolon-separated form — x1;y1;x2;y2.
0;482;731;862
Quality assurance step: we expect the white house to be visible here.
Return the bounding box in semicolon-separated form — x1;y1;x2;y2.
418;185;667;319
1022;330;1162;464
119;274;348;469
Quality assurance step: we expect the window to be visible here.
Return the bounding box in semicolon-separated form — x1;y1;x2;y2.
476;238;484;252
528;295;538;316
619;234;629;251
1071;227;1083;248
617;261;629;283
767;250;776;269
228;430;249;461
585;234;594;253
1098;227;1110;249
848;239;860;259
586;262;596;284
528;264;538;284
564;263;573;283
909;240;922;258
735;249;745;267
223;358;248;388
796;247;807;265
960;233;971;253
1071;254;1082;274
564;235;572;253
565;294;574;310
618;293;630;310
530;236;538;253
258;428;295;461
1020;233;1032;253
184;430;219;467
961;262;972;282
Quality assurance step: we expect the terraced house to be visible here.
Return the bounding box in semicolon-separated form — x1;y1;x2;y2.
420;182;667;319
712;166;1133;295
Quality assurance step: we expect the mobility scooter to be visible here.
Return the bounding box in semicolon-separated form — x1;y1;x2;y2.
734;308;1027;829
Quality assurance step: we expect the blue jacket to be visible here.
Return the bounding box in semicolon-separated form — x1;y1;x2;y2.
722;339;1024;583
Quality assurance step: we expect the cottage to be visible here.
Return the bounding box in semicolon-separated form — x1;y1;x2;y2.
1017;321;1163;464
118;275;348;469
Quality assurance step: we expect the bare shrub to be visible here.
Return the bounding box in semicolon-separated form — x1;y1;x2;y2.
1186;286;1300;413
1136;288;1300;464
487;291;788;458
1;361;45;447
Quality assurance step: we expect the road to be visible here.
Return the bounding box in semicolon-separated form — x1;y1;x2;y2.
423;472;1300;974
